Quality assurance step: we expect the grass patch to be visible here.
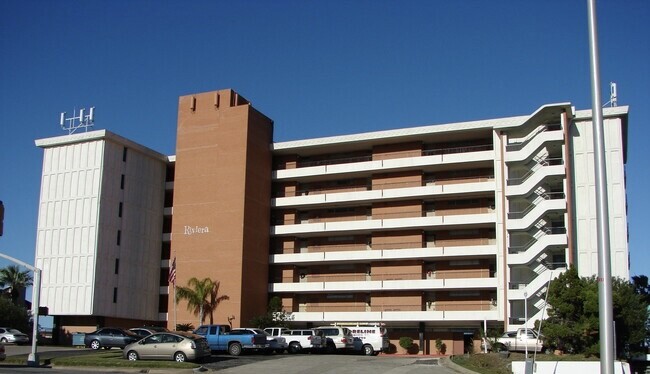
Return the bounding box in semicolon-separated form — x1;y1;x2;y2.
451;352;599;374
2;351;200;369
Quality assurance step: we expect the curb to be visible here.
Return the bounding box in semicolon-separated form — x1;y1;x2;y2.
439;356;480;374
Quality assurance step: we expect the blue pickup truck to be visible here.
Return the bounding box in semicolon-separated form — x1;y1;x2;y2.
193;324;268;356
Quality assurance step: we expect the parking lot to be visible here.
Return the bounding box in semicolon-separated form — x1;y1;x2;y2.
2;345;462;373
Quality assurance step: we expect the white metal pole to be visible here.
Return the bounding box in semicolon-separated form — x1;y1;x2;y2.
27;269;41;366
586;1;615;372
173;284;177;331
0;252;40;366
483;319;487;353
524;292;528;358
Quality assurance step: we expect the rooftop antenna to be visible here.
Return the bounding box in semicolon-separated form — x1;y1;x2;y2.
603;82;617;107
60;107;95;134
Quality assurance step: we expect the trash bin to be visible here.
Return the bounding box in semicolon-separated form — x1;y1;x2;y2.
72;333;85;346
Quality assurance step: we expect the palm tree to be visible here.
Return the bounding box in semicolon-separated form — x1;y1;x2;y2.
0;265;33;305
175;277;229;325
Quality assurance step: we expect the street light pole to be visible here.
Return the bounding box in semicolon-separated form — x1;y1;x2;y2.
0;252;41;366
586;1;615;373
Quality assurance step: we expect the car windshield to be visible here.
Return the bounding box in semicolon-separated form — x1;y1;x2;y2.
8;329;22;334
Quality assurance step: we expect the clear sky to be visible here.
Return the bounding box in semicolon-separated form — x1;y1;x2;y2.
1;1;648;282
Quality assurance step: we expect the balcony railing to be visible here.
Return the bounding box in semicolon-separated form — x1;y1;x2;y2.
278;143;493;171
271;270;495;283
506;158;564;186
507;192;566;219
508;227;567;254
298;155;373;168
508;262;567;289
274;206;494;225
292;302;495;313
273;174;495;197
271;239;495;254
505;123;562;152
422;144;493;156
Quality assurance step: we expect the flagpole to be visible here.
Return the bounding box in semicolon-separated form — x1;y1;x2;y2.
169;255;177;331
173;283;177;331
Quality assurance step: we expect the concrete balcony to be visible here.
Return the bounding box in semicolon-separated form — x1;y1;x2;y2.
509;266;566;300
268;277;497;293
272;181;495;208
271;213;496;236
508;233;567;266
505;129;564;163
289;310;499;323
506;165;565;197
273;151;494;181
269;245;496;265
506;198;567;231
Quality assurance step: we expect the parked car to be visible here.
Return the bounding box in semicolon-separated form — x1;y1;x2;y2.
264;327;327;353
193;324;268;356
0;343;5;361
0;327;29;345
231;328;287;354
314;326;355;353
494;329;544;352
345;323;389;356
129;326;170;338
84;327;141;350
123;332;210;362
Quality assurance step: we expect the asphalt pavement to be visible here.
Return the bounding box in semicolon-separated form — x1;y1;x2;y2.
1;344;474;373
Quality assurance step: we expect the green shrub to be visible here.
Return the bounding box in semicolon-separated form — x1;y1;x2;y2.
399;336;413;350
175;323;195;332
435;338;447;354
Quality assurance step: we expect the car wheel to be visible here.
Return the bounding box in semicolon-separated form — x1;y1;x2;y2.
127;351;139;361
0;338;7;343
228;342;242;356
288;342;301;354
90;340;101;350
363;344;374;356
174;352;187;362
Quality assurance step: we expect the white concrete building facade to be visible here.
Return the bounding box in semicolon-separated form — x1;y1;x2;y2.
33;89;629;354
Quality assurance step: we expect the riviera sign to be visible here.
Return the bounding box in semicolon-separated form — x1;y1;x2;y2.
184;225;210;235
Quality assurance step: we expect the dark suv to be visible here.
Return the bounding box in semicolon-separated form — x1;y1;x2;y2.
84;327;140;350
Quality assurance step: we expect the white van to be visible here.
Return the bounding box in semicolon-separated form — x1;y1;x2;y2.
336;323;389;356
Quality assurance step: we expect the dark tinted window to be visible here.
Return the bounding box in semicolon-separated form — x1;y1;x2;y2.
231;330;252;335
144;334;162;344
318;328;339;336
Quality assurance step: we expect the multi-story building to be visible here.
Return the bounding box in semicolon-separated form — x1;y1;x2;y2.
33;88;629;354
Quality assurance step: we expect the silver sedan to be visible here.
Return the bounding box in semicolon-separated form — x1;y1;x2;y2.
123;332;211;362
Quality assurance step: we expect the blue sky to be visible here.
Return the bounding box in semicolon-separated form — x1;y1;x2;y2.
1;1;648;281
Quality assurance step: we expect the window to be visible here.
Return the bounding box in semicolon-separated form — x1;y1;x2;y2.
116;230;121;245
122;147;128;162
145;334;162;344
114;259;119;274
118;202;123;218
120;174;125;189
113;287;118;303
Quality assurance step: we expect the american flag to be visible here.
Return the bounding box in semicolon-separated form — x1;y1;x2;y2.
168;257;177;286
